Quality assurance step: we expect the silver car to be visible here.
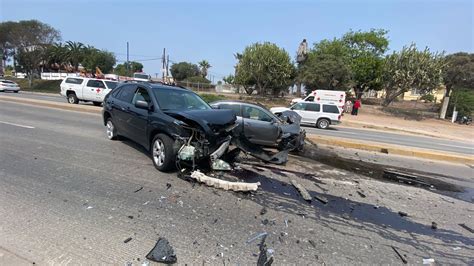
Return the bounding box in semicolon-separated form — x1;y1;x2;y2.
210;100;305;151
0;79;20;92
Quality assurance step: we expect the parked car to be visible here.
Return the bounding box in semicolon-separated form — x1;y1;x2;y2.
0;79;20;92
291;89;346;111
102;83;237;171
210;100;305;151
60;77;118;106
271;102;341;129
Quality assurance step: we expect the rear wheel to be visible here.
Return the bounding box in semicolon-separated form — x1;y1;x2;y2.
105;118;118;140
151;134;176;172
67;93;79;104
93;101;102;106
316;118;330;129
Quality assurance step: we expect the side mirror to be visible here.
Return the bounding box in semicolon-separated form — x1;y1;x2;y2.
135;100;150;110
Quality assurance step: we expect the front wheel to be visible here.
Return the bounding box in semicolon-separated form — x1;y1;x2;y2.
316;119;330;129
151;134;176;172
105;118;118;140
67;93;79;104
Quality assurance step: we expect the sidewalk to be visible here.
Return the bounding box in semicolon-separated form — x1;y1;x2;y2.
340;105;474;142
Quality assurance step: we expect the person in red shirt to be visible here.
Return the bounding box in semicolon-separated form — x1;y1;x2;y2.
352;99;361;115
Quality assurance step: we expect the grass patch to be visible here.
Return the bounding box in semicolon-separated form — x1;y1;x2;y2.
199;93;229;103
5;77;61;93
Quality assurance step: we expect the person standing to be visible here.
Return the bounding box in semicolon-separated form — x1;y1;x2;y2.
352;99;361;115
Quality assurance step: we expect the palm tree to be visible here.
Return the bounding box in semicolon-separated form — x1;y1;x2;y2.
65;41;85;71
46;43;68;72
198;60;211;78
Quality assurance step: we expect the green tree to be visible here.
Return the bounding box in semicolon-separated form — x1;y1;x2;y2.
170;62;200;81
298;39;352;93
222;74;235;84
64;41;85;71
82;47;116;73
235;42;295;95
198;60;211;78
45;43;69;71
114;61;143;76
443;52;474;94
382;44;445;106
343;29;389;98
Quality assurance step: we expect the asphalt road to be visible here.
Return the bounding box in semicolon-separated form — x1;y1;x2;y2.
4;91;473;155
306;123;473;155
1;101;473;264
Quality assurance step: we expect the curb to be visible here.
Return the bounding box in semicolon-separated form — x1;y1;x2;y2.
0;95;101;114
307;135;473;164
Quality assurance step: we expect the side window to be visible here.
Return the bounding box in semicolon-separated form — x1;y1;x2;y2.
116;85;136;103
65;78;83;84
86;80;97;87
305;96;314;101
132;87;151;104
292;102;307;111
242;106;272;122
219;104;241;116
306;103;320;112
111;87;122;98
323;105;340;114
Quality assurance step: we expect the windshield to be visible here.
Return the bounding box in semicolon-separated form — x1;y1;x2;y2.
153;88;211;111
134;74;149;80
105;81;118;89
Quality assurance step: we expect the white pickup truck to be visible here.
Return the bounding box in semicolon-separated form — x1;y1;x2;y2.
60;77;118;106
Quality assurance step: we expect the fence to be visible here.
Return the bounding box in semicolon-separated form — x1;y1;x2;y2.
41;72;79;80
175;80;216;93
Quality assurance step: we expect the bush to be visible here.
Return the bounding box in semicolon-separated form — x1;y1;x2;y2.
184;76;211;84
449;89;474;116
6;77;61;93
199;93;228;103
420;94;435;102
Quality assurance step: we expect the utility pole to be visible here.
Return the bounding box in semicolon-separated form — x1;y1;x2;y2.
166;55;169;80
162;48;166;82
126;42;130;75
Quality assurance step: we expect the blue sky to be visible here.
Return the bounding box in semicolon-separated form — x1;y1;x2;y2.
1;0;472;81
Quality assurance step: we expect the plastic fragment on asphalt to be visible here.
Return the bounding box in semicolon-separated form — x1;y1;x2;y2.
398;211;408;217
246;232;268;244
290;180;312;202
458;223;474;233
134;186;143;193
257;235;274;266
190;170;260;191
452;247;462;251
124;237;132;243
146;237;177;264
422;258;435;265
314;195;328;205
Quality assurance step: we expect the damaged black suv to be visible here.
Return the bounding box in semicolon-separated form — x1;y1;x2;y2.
102;82;237;171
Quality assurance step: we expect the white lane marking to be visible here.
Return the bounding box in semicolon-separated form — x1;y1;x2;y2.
0;120;35;129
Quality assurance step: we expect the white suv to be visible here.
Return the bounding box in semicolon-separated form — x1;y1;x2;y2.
271;102;342;129
60;77;118;106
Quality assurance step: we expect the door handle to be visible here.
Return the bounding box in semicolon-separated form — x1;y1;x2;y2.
121;107;126;111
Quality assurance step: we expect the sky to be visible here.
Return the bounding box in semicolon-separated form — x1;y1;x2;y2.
1;0;473;81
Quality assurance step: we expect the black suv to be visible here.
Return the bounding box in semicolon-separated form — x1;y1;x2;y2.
102;83;236;171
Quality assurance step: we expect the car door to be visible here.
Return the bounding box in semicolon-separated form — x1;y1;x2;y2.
128;87;152;148
304;103;322;123
290;102;311;123
84;79;103;101
242;105;279;146
96;80;116;102
112;84;138;138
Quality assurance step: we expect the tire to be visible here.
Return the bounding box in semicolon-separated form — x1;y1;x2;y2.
67;93;79;104
93;101;102;106
151;134;176;172
316;118;330;129
105;118;118;140
13;91;19;93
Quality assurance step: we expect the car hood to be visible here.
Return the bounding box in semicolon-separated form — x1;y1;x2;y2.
164;109;237;136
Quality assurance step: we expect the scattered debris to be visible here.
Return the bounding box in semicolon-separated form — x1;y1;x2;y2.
284;220;289;227
124;237;132;243
383;169;432;188
431;222;437;230
260;207;267;216
391;246;407;264
127;215;134;219
190;171;260;191
146;237;177;264
314;195;328;205
422;258;435;265
143;201;150;205
381;148;389;154
134;186;144;193
452;247;462;251
247;232;268;244
211;159;232;171
357;191;366;198
262;219;269;225
341;213;350;220
458;223;474;233
85;206;93;210
257;235;274;266
308;240;316;248
290;179;312;202
398;211;408;217
166;183;172;190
